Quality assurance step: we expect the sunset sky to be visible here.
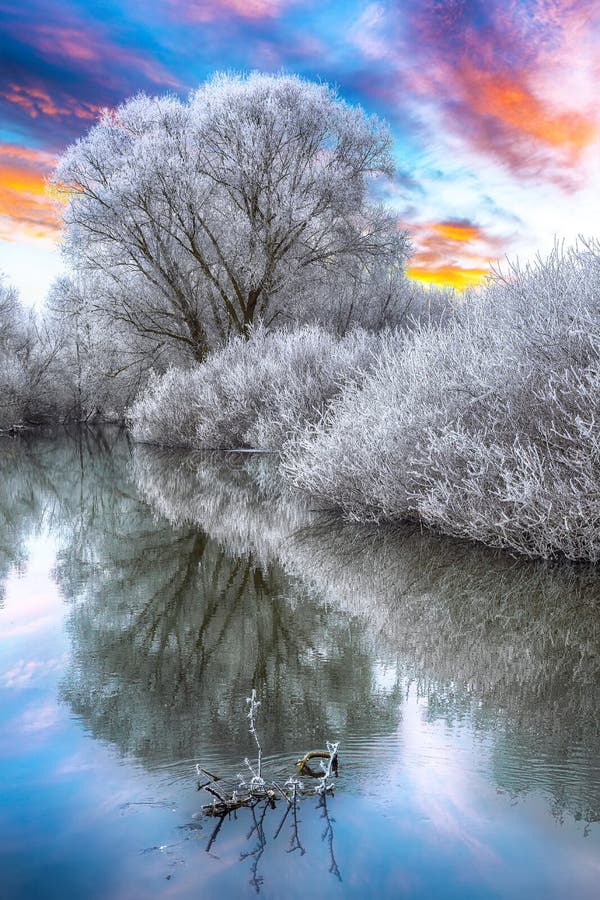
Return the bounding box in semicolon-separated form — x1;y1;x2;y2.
0;0;598;304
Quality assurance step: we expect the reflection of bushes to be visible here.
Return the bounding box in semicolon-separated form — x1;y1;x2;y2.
133;447;600;823
285;521;600;824
59;440;402;769
284;521;600;721
131;446;311;565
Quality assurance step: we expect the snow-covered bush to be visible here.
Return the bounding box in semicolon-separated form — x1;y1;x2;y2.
282;321;480;519
285;242;600;560
129;325;379;450
412;242;600;559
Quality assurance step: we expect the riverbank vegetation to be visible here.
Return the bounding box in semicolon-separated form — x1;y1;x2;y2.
130;241;600;561
284;242;600;560
1;73;598;561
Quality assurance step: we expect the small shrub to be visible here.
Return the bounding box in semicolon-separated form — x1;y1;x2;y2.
129;325;379;450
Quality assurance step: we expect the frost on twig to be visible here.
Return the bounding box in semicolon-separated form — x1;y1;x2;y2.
196;691;339;817
195;690;340;888
316;741;340;795
245;688;264;786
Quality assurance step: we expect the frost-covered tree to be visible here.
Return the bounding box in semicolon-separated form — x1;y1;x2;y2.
0;276;62;430
46;275;172;421
55;73;409;361
0;277;24;344
292;263;453;334
0;277;28;429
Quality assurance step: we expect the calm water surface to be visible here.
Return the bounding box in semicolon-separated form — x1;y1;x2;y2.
1;429;599;899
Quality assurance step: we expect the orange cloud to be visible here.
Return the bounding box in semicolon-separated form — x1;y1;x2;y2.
430;222;482;243
456;61;597;162
406;220;506;290
407;264;489;290
0;144;62;243
1;84;103;121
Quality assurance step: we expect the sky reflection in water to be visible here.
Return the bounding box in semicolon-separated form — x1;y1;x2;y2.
0;429;599;899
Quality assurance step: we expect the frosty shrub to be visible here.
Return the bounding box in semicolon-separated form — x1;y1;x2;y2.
282;323;464;519
129;325;379;450
412;242;600;560
284;242;600;561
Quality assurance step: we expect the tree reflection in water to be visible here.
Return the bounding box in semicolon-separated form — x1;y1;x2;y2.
56;439;401;770
131;445;600;826
0;434;57;605
1;429;599;866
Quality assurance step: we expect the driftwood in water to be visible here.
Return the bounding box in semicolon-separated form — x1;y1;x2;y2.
196;692;339;818
198;746;339;817
297;748;339;778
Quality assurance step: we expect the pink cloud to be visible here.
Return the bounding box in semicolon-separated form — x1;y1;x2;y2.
1;83;103;121
351;0;600;186
27;24;101;63
1;657;62;689
166;0;290;23
5;16;182;91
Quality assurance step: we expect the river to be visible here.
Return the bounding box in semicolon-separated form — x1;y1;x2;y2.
1;428;599;898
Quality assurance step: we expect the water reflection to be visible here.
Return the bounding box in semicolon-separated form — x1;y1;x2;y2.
1;430;599;898
288;519;600;824
0;436;54;605
53;442;401;771
131;446;600;825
